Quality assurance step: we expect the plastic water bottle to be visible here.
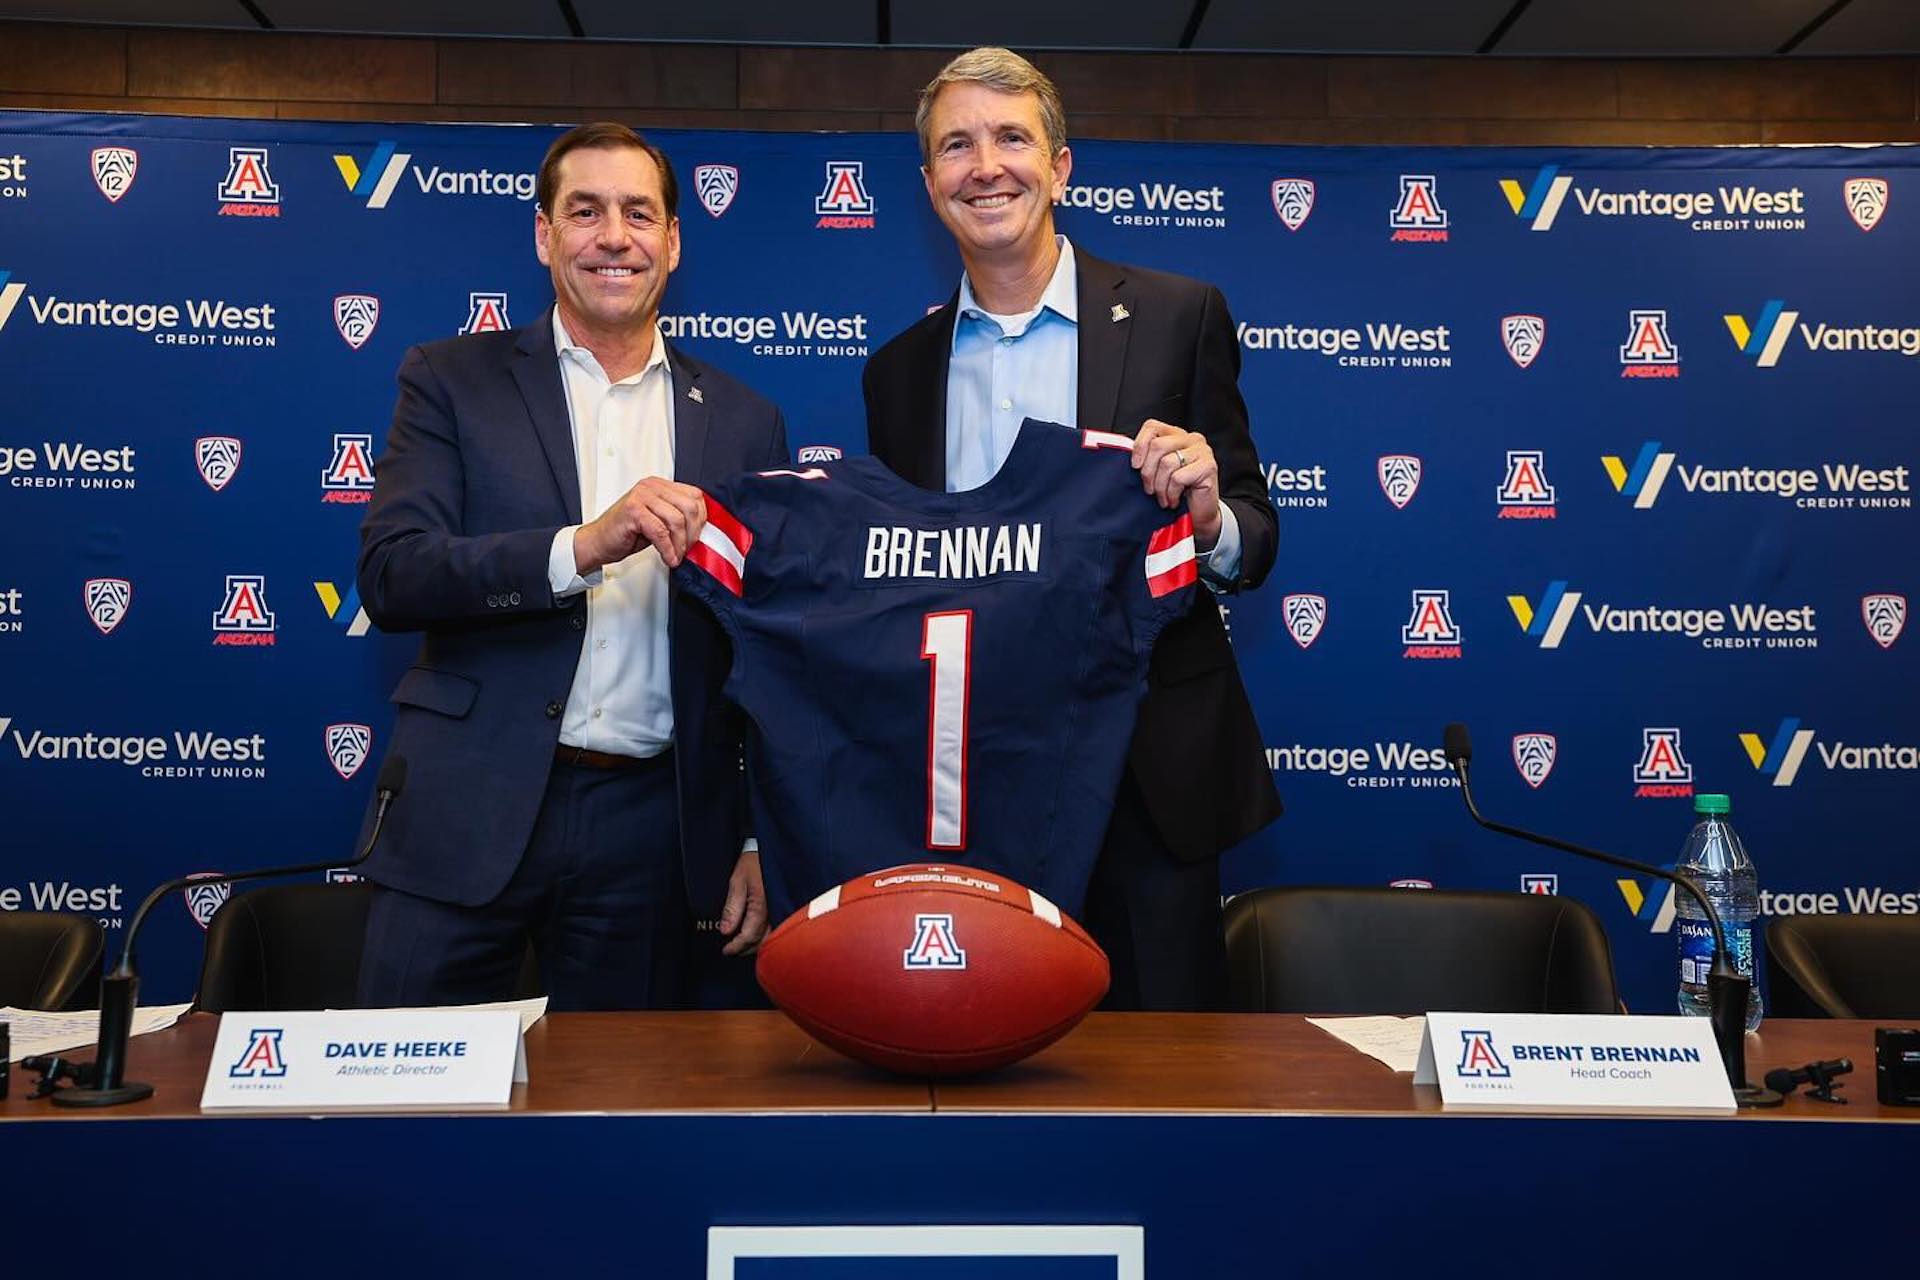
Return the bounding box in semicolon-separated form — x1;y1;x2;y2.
1673;793;1763;1031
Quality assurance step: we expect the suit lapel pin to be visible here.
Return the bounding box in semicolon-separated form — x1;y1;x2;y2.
1111;303;1130;323
688;386;704;404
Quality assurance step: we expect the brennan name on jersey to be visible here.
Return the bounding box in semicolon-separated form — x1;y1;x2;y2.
862;522;1043;582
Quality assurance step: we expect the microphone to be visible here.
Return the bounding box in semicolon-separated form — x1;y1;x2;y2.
1440;724;1780;1108
1764;1058;1853;1102
51;755;408;1108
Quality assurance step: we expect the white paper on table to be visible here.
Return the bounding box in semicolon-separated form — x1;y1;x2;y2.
1306;1015;1427;1074
2;1003;193;1062
326;995;548;1035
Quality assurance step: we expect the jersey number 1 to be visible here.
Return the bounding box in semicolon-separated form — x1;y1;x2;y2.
920;610;973;849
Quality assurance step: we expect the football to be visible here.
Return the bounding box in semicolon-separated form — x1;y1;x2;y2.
756;863;1111;1076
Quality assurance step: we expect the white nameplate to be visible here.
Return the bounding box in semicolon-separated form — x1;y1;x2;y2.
201;1009;526;1110
1413;1012;1735;1113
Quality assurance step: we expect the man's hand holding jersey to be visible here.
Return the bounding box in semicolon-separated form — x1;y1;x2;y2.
1131;418;1221;552
575;475;709;572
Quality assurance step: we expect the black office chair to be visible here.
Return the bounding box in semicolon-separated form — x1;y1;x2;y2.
1224;886;1621;1015
0;911;104;1010
1766;915;1920;1018
194;882;543;1012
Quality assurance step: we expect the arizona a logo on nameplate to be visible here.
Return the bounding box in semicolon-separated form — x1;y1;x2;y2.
201;1008;528;1109
1414;1012;1734;1111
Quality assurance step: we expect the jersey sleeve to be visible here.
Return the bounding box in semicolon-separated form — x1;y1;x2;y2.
673;476;759;625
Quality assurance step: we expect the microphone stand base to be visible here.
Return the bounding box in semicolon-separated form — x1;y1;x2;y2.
50;1082;155;1108
1734;1084;1785;1109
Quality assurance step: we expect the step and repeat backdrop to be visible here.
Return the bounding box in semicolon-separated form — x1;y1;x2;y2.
1;111;1914;1007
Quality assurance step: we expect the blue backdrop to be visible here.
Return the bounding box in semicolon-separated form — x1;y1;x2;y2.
2;111;1914;1010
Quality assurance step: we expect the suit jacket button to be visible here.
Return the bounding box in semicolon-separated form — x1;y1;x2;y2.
509;591;522;606
545;701;562;719
485;594;500;608
569;613;585;630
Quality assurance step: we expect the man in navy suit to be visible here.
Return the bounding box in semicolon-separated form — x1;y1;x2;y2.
863;49;1280;1010
354;123;787;1010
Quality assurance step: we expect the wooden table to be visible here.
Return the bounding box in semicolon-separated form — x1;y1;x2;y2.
9;1013;1913;1275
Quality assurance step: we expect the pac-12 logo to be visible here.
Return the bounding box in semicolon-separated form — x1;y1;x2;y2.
334;294;380;350
1401;589;1462;659
217;146;280;217
815;161;875;229
1270;178;1314;231
1501;314;1545;369
1512;733;1557;788
694;164;739;218
796;445;843;464
461;291;510;335
321;433;376;502
1632;727;1694;798
1282;593;1326;649
1863;593;1907;649
1389;174;1448;242
1497;450;1555;517
229;1028;288;1078
1739;717;1816;788
325;723;372;780
195;435;242;492
1456;1030;1511;1078
1619;309;1680;378
1845;177;1888;232
183;873;231;930
213;574;276;645
90;146;137;203
904;913;967;969
84;578;131;636
1376;455;1421;509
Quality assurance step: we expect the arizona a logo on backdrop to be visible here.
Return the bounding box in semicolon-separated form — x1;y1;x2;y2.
334;294;380;350
1402;589;1462;659
1497;450;1556;517
195;435;242;492
904;914;966;969
1633;727;1694;798
321;433;376;502
217;146;280;216
1283;593;1326;649
1501;314;1545;369
815;161;875;228
84;578;131;635
695;164;739;218
90;146;137;203
1377;455;1421;509
1862;593;1906;649
325;723;372;780
1844;177;1888;232
213;574;276;645
1619;309;1680;377
1512;733;1557;788
1271;178;1314;231
461;291;509;335
1389;174;1448;242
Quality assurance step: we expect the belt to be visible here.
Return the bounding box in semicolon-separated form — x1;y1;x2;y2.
553;744;670;772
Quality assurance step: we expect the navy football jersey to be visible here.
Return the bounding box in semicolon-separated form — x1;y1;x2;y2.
674;418;1198;920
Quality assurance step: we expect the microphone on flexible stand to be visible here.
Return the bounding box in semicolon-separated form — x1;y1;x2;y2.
1439;724;1781;1109
52;755;408;1109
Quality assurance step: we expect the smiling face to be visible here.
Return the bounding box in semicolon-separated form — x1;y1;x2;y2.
535;145;680;345
921;81;1072;270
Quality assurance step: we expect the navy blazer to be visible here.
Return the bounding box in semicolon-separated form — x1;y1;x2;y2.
356;308;788;913
863;246;1281;862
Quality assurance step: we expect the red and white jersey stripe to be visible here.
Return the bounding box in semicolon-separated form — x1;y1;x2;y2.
1144;513;1197;598
687;493;754;596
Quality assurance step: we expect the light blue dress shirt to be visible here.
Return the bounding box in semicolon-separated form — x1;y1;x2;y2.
944;237;1241;583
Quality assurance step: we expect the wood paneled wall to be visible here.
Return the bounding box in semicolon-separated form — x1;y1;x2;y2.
2;22;1916;145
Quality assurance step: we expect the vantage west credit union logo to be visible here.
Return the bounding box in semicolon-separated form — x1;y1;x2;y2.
1057;175;1227;228
334;141;535;208
0;715;267;780
1500;165;1809;233
1725;298;1920;367
1740;717;1920;787
0;270;277;348
1238;316;1452;369
1507;580;1818;651
1602;442;1912;511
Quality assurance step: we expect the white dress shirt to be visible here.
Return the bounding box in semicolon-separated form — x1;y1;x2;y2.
544;312;677;758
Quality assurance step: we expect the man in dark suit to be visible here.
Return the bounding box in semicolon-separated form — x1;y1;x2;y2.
354;123;787;1010
863;49;1280;1010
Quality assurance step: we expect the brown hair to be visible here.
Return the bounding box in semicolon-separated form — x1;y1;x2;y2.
915;47;1067;167
535;122;679;220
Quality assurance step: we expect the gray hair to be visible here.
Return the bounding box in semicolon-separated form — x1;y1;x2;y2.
914;46;1067;167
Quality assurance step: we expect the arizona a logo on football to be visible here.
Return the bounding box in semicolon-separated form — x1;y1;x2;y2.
1282;593;1326;649
1270;178;1314;231
904;913;967;969
1845;177;1888;232
1501;314;1545;369
1512;733;1556;788
325;723;372;780
1862;593;1906;649
90;146;137;203
183;873;232;930
84;577;131;635
195;435;242;492
334;294;380;350
695;164;739;218
1377;455;1421;509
